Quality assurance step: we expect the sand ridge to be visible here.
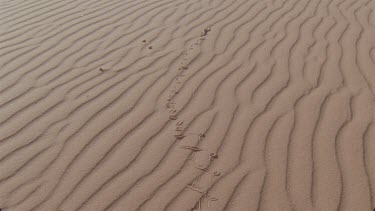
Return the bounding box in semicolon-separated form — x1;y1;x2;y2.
0;0;375;210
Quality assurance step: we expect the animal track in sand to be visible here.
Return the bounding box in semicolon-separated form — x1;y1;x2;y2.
165;29;207;112
201;26;211;37
164;29;221;209
188;173;219;211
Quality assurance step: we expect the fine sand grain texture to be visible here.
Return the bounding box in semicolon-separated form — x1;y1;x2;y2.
1;0;375;210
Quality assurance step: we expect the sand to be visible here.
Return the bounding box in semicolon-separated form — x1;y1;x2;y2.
0;0;375;210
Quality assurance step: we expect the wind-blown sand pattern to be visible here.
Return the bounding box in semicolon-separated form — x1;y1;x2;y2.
0;0;375;210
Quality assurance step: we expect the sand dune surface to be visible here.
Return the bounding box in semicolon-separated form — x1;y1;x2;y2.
0;0;375;210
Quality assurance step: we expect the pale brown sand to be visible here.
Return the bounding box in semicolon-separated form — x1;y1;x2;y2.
0;0;375;210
